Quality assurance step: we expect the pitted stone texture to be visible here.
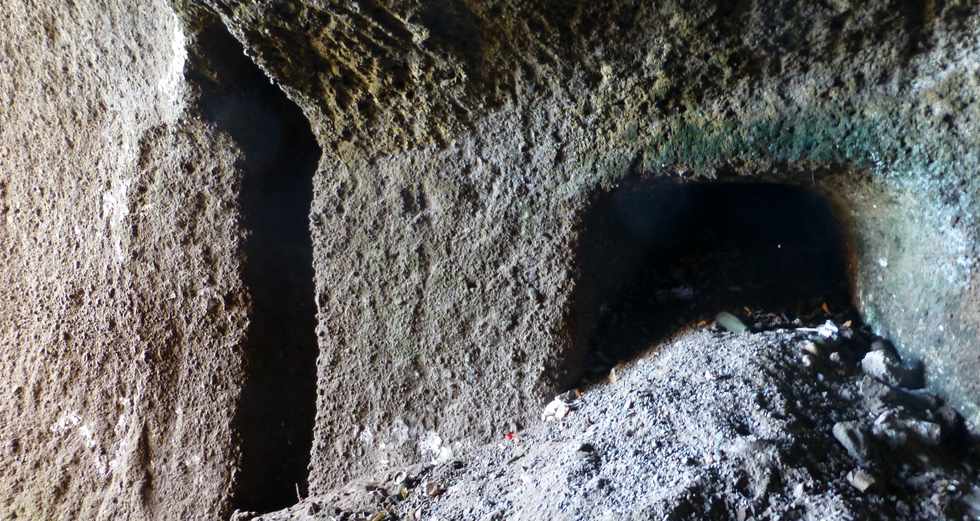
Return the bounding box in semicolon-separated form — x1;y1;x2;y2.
0;2;248;520
199;0;980;491
6;0;980;507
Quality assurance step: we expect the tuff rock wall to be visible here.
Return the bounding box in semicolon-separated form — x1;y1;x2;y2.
203;0;980;493
0;2;249;519
2;0;980;519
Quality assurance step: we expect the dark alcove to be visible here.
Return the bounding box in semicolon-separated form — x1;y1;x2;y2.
573;178;853;376
188;13;320;513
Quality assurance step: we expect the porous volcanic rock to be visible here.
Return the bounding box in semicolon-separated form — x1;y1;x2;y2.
202;0;980;491
0;2;250;519
3;0;980;517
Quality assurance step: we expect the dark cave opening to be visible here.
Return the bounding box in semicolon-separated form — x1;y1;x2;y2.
573;178;854;378
189;17;320;513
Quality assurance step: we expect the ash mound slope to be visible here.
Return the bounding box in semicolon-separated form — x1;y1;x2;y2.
252;315;980;521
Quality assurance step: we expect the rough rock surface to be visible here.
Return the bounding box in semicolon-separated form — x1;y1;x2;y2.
201;0;980;489
0;2;250;519
4;0;980;518
255;321;980;520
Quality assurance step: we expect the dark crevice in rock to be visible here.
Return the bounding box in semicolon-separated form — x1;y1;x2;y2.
571;178;853;379
186;11;321;514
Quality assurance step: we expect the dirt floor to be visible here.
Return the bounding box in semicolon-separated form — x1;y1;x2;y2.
243;305;980;521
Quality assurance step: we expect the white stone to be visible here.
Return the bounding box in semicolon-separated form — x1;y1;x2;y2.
541;397;571;421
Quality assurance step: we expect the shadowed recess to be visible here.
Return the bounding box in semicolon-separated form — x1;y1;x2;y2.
188;16;321;513
572;179;853;376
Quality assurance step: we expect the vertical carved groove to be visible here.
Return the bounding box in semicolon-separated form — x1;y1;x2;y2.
186;12;321;513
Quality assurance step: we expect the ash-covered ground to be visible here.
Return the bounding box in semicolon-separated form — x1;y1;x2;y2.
244;309;980;521
241;186;978;520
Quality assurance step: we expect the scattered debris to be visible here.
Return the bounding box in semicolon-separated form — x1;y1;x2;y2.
254;309;979;521
797;319;839;339
872;409;912;448
870;409;941;449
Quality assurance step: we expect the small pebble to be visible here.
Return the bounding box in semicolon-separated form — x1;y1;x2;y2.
736;506;748;521
793;483;805;498
833;421;871;462
801;340;820;356
907;419;942;446
872;409;909;448
861;350;909;387
542;397;571;421
871;408;943;450
847;469;876;492
717;311;749;333
425;480;445;498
